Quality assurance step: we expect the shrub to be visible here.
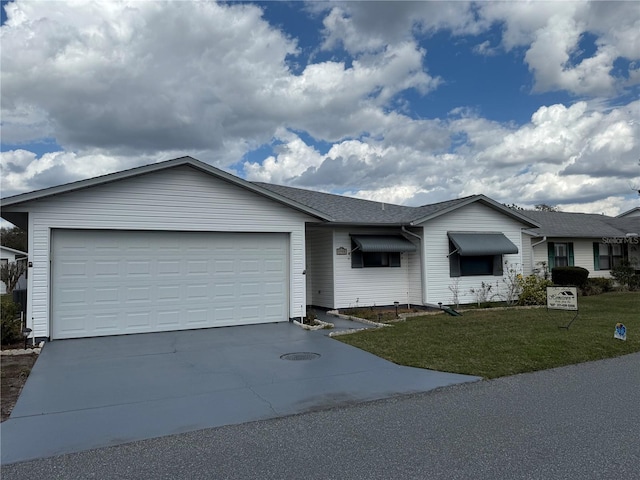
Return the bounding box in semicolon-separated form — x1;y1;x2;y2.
517;275;553;306
552;266;589;287
1;296;22;345
611;261;640;291
581;277;614;296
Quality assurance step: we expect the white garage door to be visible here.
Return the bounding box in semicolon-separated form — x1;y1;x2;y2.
51;230;288;339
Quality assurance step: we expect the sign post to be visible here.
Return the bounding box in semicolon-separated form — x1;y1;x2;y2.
546;286;579;329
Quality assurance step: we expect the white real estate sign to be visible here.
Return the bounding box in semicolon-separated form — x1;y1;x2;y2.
546;286;578;311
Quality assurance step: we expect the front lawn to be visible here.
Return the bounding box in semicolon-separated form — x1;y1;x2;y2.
337;292;639;379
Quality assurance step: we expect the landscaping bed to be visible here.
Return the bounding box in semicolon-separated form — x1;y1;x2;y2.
340;305;438;323
1;352;37;421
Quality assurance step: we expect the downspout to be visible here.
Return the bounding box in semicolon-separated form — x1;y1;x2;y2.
401;226;426;305
530;236;547;274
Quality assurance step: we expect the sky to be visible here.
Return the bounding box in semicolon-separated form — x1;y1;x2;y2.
1;0;639;218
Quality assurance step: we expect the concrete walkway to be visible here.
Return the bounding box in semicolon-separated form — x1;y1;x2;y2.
0;322;479;464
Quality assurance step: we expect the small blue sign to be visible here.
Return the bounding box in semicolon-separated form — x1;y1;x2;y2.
614;323;627;341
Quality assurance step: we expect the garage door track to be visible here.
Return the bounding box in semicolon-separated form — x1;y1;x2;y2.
1;323;479;464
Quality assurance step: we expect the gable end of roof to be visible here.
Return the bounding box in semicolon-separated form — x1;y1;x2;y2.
409;194;540;228
1;156;333;222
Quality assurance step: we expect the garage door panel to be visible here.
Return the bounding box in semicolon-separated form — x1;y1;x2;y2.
52;230;289;339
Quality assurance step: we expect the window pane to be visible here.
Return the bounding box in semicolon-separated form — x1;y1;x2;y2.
611;244;623;256
363;252;386;267
599;243;609;255
360;252;401;268
555;244;567;257
460;256;493;276
599;256;611;270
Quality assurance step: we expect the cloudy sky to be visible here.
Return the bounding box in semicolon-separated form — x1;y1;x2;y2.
1;0;639;216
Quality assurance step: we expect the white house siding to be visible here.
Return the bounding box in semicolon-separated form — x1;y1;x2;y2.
521;234;533;276
532;238;611;278
332;227;421;309
406;227;424;305
8;165;314;339
420;202;527;306
305;226;334;309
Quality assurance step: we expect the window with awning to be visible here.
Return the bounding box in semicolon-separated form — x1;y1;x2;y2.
447;232;518;277
350;235;416;268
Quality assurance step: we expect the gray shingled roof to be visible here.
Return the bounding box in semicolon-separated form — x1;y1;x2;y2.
254;182;474;225
521;210;640;237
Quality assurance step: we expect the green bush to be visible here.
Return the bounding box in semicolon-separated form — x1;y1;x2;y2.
1;296;22;345
552;266;589;287
517;275;553;306
581;277;614;296
588;277;614;292
611;261;640;291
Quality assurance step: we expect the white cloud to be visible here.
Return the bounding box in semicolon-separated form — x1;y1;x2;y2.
244;98;639;212
2;0;638;217
479;1;640;96
1;1;437;173
319;1;482;54
473;40;498;56
2;1;298;152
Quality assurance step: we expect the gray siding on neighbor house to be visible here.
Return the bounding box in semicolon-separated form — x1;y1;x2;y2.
420;202;526;306
305;227;334;309
332;227;421;309
10;165;314;339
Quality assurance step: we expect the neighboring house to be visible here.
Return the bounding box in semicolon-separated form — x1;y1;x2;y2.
0;245;28;294
520;211;640;278
1;156;538;341
617;207;640;218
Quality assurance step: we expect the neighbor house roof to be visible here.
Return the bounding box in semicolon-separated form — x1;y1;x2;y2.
617;207;640;218
521;210;640;238
0;246;28;256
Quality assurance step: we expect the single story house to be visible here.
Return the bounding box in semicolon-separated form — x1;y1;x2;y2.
520;210;640;278
1;156;541;341
0;245;28;294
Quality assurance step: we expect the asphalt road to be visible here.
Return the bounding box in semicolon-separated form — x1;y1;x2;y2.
3;353;639;480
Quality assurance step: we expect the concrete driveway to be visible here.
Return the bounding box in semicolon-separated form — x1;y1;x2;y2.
1;322;479;464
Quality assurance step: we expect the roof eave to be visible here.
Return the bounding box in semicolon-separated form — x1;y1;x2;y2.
0;156;334;222
0;245;28;255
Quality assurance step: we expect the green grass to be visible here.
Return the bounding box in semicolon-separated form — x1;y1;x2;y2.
337;292;640;379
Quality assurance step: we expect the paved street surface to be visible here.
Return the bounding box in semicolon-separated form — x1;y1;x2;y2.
3;353;639;480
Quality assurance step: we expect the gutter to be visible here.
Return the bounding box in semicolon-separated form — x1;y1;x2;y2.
401;226;427;305
530;236;547;249
529;236;547;273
